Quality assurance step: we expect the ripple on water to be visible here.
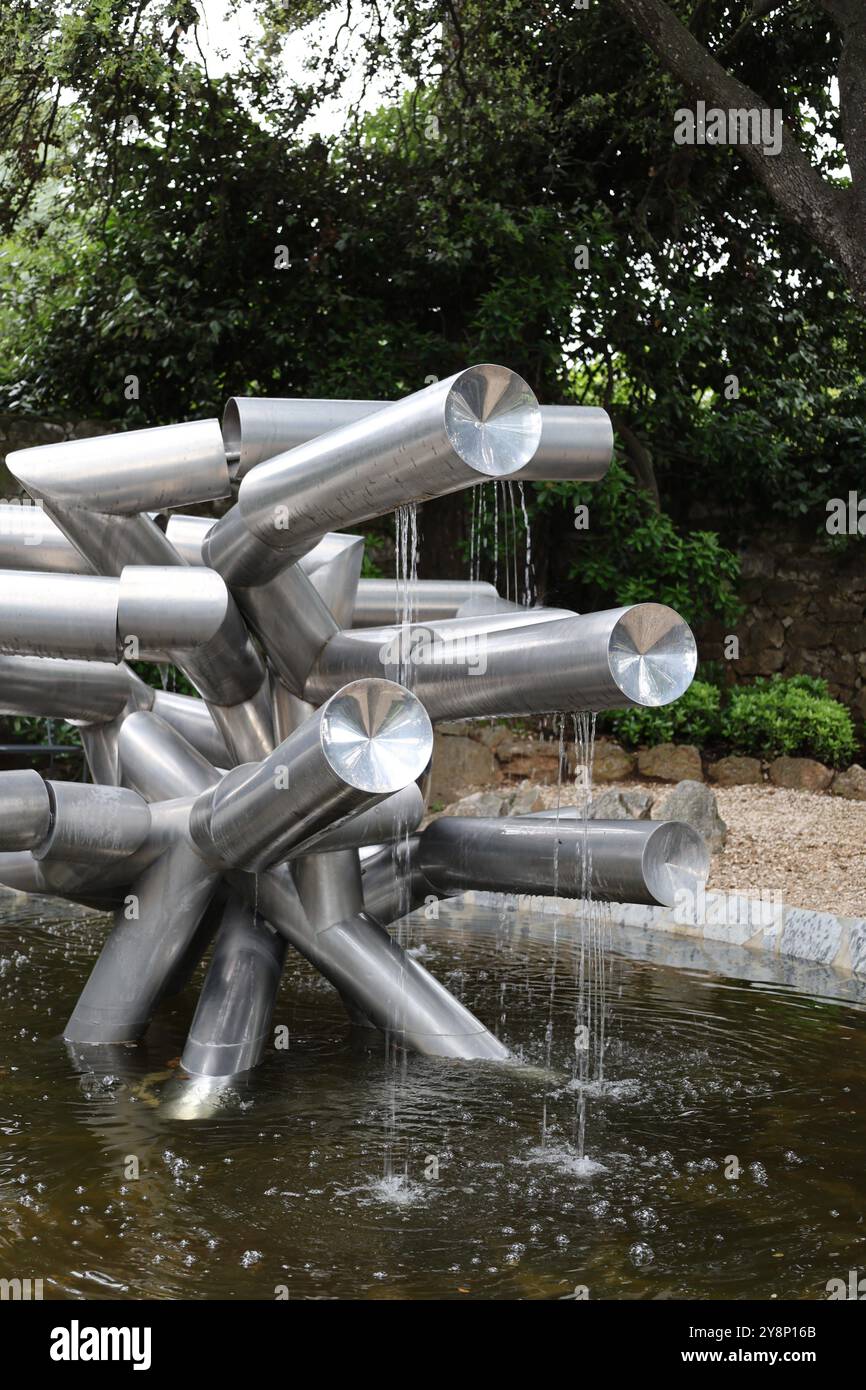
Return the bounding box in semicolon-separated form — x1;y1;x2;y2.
1;893;866;1299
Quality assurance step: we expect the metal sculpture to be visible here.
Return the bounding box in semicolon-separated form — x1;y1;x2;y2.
0;366;708;1090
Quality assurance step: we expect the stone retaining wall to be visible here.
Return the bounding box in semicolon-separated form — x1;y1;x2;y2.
431;723;866;803
697;532;866;722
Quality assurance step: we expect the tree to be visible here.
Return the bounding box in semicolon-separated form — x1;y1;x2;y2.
610;0;866;307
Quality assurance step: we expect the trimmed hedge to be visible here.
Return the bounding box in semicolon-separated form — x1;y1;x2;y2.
722;675;856;767
602;674;857;768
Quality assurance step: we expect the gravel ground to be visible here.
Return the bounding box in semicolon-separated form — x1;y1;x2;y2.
703;784;866;919
437;779;866;918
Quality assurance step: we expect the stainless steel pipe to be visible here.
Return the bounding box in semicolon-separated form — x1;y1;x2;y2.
0;770;52;851
190;678;432;870
204;367;541;584
180;892;287;1078
352;579;499;626
418;816;710;908
248;861;509;1061
63;821;221;1044
306;604;697;719
222;396;612;483
7;419;230;514
0;566;231;661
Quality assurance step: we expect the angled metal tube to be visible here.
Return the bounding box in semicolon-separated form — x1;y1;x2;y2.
180;892;287;1078
235;562;340;697
301;533;364;628
118;710;221;802
163;512;214;563
190;678;433;870
305;604;697;719
63;818;222;1044
204;367;541;584
79;715;125;786
0;503;93;572
7;419;230;514
418;816;710;908
249;860;509;1061
222;396;612;483
360;836;429;924
151;690;231;767
286;782;425;857
0;851;122;908
258;683;502;1062
115;715;287;1080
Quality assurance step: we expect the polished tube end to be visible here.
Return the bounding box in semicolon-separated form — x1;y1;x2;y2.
444;365;541;477
640;819;711;907
608;603;698;707
321;679;433;793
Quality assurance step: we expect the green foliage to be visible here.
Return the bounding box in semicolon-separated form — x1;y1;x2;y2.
722;675;856;767
3;715;81;746
533;460;742;628
601;680;722;750
601;673;857;767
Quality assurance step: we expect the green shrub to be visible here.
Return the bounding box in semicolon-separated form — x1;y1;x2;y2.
721;675;856;767
601;679;722;748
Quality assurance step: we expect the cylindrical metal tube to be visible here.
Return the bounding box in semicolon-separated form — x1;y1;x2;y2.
0;851;121;908
151;690;231;767
117;565;230;652
205;367;541;582
287;783;425;857
0;654;133;722
163;512;214;563
190;678;433;870
300;533;365;628
118;711;221;802
180;892;287;1078
517;404;612;482
352;579;499;626
0;770;52;851
418;816;710;907
306;604;697;719
0;570;119;659
250;862;509;1061
223;396;612;483
360;836;429;924
0;503;93;572
7;419;230;514
235;562;340;697
34;783;152;865
63;824;222;1044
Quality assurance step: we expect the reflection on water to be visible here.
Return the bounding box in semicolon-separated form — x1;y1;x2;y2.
2;892;866;1300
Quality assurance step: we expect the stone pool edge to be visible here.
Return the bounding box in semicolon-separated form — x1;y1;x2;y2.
466;890;866;982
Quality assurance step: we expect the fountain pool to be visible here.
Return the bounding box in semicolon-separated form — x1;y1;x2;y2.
2;893;865;1301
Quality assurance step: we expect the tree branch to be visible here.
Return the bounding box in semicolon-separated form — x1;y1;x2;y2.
609;0;864;303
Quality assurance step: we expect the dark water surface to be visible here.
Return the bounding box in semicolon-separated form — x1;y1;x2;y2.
1;893;865;1300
